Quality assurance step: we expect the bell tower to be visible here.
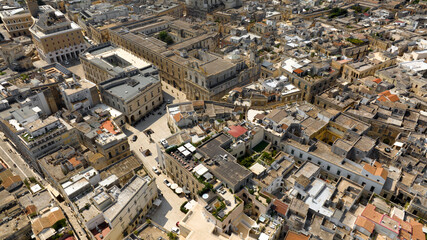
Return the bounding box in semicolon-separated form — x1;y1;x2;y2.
26;0;39;18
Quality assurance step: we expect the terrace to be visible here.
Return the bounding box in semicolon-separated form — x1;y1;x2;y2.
167;142;200;172
204;191;242;222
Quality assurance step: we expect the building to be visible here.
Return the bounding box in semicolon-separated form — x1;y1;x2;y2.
0;8;33;37
0;42;33;71
26;0;39;17
109;18;260;101
70;173;158;240
29;5;86;63
80;43;152;84
0;107;79;168
341;52;396;82
59;78;101;111
281;60;340;103
198;133;253;192
166;100;236;131
74;117;130;166
0;190;32;240
31;208;67;240
98;67;163;125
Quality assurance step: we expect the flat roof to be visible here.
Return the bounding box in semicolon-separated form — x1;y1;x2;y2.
83;44;151;75
200;134;252;187
103;175;149;222
99;67;159;103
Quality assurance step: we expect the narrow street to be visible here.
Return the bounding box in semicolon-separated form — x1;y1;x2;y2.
125;82;189;231
0;140;46;185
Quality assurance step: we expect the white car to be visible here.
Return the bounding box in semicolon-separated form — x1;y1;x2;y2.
171;227;180;234
160;139;168;147
163;179;171;187
152;166;160;175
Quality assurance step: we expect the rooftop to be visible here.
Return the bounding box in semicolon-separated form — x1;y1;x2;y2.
103;175;150;222
82;44;151;77
99;66;159;103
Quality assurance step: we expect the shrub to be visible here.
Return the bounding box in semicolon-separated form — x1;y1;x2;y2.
158;31;174;45
328;8;348;18
52;219;67;231
180;201;189;214
346;38;365;46
168;232;178;240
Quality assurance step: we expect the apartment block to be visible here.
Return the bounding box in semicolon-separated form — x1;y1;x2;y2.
98;67;163;125
0;8;33;37
80;43;152;84
29;5;86;63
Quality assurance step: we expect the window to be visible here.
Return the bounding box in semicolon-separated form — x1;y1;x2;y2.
370;186;375;192
299;153;303;158
337;170;341;175
291;149;294;154
327;166;330;171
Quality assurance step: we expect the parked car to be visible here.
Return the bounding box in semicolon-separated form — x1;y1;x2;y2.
163;179;171;187
171;227;180;235
152;166;160;175
160;139;168;147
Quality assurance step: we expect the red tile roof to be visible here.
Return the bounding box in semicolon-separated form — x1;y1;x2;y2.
361;204;383;223
373;78;382;84
409;219;425;240
355;216;375;233
293;68;303;74
285;231;310;240
363;163;388;180
68;157;81;168
273;199;288;216
227;125;248;138
173;113;183;122
101;120;118;135
387;94;399;102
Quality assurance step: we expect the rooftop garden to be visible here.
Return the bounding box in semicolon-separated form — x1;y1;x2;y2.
253;141;269;152
196;175;214;196
238;154;256;168
346;38;365;46
212;195;242;221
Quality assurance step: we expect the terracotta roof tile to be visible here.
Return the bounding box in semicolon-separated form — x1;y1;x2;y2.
173;112;183;122
273;199;288;216
355;216;375;233
285;231;310;240
361;204;383;223
409;219;424;240
293;68;303;74
227;125;248;138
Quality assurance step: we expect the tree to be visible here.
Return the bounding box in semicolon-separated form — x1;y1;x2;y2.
168;232;178;240
158;31;174;45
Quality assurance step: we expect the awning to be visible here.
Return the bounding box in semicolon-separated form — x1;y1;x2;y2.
183;187;191;194
175;188;183;194
171;183;178;190
153;199;162;207
184;200;197;210
203;172;213;180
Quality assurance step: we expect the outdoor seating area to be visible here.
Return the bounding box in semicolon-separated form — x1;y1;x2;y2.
170;143;198;172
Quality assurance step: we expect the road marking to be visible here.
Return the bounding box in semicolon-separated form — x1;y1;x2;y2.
0;144;28;178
